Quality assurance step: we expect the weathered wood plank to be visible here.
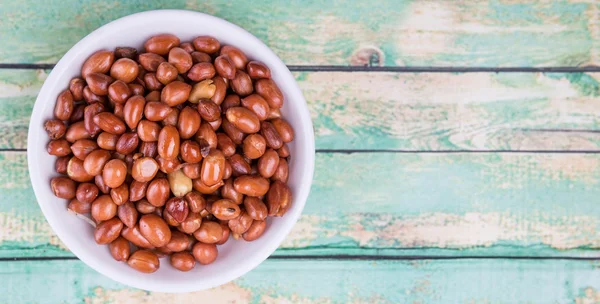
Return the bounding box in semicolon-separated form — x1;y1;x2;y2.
4;70;600;151
0;1;598;66
3;151;600;258
1;259;600;303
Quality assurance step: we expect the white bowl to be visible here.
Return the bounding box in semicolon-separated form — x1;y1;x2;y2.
27;10;315;293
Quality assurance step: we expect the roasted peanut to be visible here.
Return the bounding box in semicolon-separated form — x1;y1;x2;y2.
145;34;180;55
242;220;266;241
81;50;115;78
243;134;266;159
193;221;223;244
220;45;247;69
51;177;76;199
233;175;270;197
193;36;220;54
44;120;67;140
94;217;123;244
91;195;118;222
214;55;236;79
67;157;94;182
231;70;253;96
188;79;216;103
165;197;189;223
139;214;172;247
109;237;131;261
54;90;74;121
168;169;193;198
161;81;192;107
69;77;85;101
258;149;279;178
177;107;201;139
110;58;139;83
146;178;170;207
255;78;284;108
211;199;241;220
76;183;99;204
246;61;271;79
170;252;196;272
128;250;159;273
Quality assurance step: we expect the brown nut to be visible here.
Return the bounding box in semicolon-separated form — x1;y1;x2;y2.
116;133;139;155
233;175;270;197
54;90;74;121
136;199;156;214
177;107;201;139
188;79;216;103
123;95;146;129
144;73;163;91
144;34;180;55
210;76;227;105
192;242;218;265
208;117;222;131
85;72;113;96
91;195;118;222
260;121;283;149
163;107;180;127
221;94;240;113
222;178;243;204
242;220;266;241
113;103;125;120
243;134;266;159
110;58;139;83
211;199;241;220
215;134;235;158
214;55;236;79
82;102;104;137
271;118;295;143
44;120;67;140
179;42;194;53
182;163;202;179
197;99;221;122
165;231;191;252
122;225;154;249
161;81;192;107
156;62;178;85
131;157;159;182
244;196;268;221
168;47;193;73
195;122;218;149
69;77;85;101
277;144;290;158
246;61;271;79
146;178;170;207
95;175;111;194
179;211;202;234
55;156;70;174
158;125;180;160
76;183;99;204
272;158;289;183
241;94;270;121
228;211;253;234
231;70;253;96
47;139;71;156
67;157;94;182
200;149;225;186
267;107;282;120
180;140;203;163
221;117;245;145
129;180;148;202
101;159;127;188
138;142;157;159
167;169;193;197
223;160;232;180
118;201;138;228
83;86;107;104
220;45;248;70
144;101;173;122
94;217;123;245
109;237;131;262
82;149;110;176
70;104;86;123
266;180;292;216
229;154;251;177
81;50;114;78
51;177;76;199
144;90;160;102
65;121;91;143
139;214;172;247
93;112;126;135
217;222;231;245
184;191;206;213
258;149;279;178
192;178;224;195
95;132;117;151
165;197;189;223
193;36;220;54
156;156;181;174
187;62;216;82
108;80;132;104
255;79;284;108
138;53;165;72
115;47;137;60
191;51;212;63
193;221;223;244
128;250;159;273
68;198;92;214
226;107;260;133
137;120;160;142
170;252;196;272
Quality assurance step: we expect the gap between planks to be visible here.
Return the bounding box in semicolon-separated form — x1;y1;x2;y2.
2;63;600;73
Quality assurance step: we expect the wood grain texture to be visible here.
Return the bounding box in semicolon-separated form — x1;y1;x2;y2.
4;151;600;258
1;259;600;303
4;69;600;151
1;1;598;66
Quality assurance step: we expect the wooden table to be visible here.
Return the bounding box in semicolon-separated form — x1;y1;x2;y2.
2;1;600;303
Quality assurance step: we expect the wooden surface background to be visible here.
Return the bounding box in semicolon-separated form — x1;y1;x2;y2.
2;0;600;303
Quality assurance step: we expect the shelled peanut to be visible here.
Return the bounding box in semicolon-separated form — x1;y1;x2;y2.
46;34;294;273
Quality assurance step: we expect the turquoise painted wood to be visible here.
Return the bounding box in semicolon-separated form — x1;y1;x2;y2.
0;1;598;66
2;259;600;303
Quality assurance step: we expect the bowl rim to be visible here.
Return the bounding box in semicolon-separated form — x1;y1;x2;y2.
27;9;315;293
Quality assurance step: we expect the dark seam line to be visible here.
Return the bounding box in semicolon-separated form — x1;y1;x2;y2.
2;255;600;262
519;128;600;134
2;63;600;73
3;148;600;154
